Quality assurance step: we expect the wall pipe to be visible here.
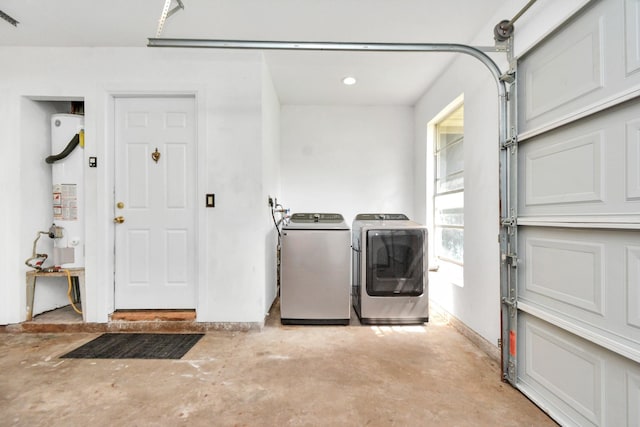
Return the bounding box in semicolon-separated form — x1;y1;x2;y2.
147;37;513;381
45;133;80;164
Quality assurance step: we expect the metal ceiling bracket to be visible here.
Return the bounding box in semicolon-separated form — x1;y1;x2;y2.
156;0;185;38
499;71;516;85
0;10;19;27
475;45;509;53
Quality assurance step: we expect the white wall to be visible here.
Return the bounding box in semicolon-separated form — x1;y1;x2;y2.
280;105;415;224
0;88;9;324
414;55;501;344
413;0;591;346
0;47;272;325
262;60;281;315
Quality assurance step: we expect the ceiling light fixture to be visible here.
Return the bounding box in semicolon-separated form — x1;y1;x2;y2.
342;76;357;86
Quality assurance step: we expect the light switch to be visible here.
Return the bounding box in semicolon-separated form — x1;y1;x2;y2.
206;194;215;207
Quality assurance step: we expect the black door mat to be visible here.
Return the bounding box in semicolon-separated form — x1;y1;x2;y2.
61;333;204;359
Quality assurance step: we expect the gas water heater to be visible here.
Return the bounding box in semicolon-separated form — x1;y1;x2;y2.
49;114;84;268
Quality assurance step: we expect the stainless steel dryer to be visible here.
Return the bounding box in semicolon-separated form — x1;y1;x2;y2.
352;213;428;324
280;213;351;325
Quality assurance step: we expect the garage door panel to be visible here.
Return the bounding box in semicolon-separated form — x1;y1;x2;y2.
518;227;640;359
628;371;640;426
627;118;640;200
523;14;603;123
629;246;640;328
626;0;640;75
519;98;640;217
517;313;640;427
524;130;603;207
519;0;640;134
523;233;604;315
523;317;603;424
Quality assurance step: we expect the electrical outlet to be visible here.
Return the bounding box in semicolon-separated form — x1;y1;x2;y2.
206;194;215;207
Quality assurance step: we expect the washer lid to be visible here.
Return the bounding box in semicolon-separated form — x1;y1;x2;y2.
284;213;348;230
290;213;344;223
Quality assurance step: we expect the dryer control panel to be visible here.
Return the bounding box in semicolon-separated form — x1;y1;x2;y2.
354;213;409;221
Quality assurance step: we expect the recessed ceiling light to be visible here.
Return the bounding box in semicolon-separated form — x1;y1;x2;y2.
342;76;357;86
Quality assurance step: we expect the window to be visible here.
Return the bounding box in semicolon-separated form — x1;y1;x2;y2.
434;104;464;265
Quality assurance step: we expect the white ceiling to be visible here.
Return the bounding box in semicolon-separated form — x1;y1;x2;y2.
0;0;508;105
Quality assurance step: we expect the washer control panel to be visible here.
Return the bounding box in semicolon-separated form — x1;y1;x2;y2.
290;213;344;223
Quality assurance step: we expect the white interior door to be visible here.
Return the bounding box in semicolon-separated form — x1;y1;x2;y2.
508;0;640;425
114;96;197;309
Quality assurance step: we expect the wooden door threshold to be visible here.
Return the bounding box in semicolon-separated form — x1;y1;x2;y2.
111;310;196;322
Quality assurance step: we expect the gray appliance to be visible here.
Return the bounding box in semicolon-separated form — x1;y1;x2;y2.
280;213;351;325
352;213;429;325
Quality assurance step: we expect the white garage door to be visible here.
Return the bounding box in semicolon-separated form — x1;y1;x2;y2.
507;0;640;425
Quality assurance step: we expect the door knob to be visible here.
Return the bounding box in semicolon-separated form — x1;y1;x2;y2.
114;216;125;224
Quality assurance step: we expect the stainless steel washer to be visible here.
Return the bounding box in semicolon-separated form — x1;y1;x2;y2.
280;213;351;325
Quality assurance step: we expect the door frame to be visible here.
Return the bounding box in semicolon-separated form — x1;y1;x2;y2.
105;89;207;319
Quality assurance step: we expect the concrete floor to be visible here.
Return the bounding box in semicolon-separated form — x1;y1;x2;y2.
0;306;557;426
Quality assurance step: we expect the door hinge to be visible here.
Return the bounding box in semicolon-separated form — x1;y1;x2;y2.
505;359;517;383
502;296;518;319
501;217;516;227
501;296;517;308
501;136;517;150
502;253;518;267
